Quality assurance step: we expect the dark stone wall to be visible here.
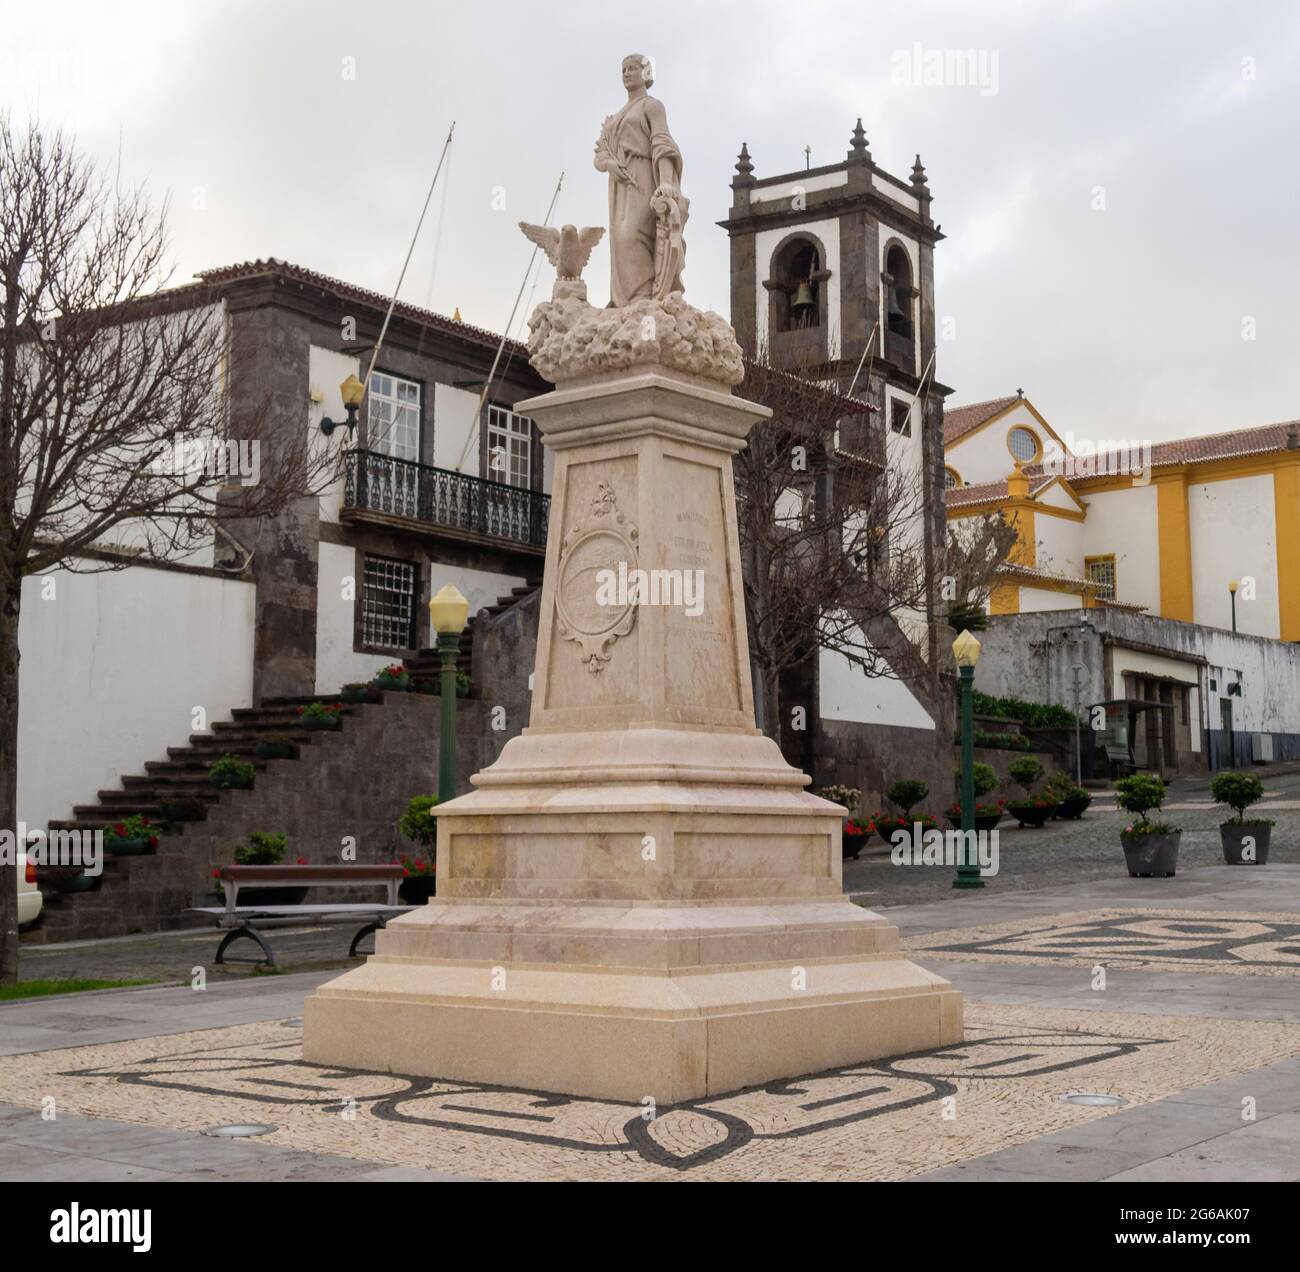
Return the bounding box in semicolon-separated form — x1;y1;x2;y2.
225;304;319;702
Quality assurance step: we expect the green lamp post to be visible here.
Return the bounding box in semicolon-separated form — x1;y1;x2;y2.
429;584;470;804
1228;579;1238;633
952;628;985;890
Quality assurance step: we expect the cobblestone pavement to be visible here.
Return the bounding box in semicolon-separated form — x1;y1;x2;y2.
843;768;1300;907
3;770;1298;1181
1;1005;1295;1181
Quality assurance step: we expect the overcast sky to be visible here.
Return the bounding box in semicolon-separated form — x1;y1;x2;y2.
3;0;1297;443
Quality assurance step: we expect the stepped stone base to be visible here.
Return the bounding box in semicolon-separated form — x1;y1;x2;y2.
303;896;961;1103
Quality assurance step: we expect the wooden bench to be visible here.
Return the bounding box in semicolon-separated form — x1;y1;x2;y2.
187;864;415;967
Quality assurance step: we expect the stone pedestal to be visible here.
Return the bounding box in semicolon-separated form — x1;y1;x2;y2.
304;359;961;1103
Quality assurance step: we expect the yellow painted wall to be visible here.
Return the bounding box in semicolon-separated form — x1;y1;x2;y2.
1276;459;1300;641
1155;475;1194;622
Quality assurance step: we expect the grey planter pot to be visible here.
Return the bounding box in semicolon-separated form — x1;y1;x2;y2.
1121;829;1181;877
1220;822;1271;865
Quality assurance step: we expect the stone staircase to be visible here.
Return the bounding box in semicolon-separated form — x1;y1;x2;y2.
27;697;367;945
23;581;542;947
401;582;539;692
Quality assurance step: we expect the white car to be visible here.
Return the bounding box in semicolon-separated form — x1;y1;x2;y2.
18;851;43;928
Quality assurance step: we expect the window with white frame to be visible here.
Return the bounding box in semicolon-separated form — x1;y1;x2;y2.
486;404;533;488
368;371;420;461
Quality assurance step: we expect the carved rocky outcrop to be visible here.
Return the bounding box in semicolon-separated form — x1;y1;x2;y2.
525;292;744;387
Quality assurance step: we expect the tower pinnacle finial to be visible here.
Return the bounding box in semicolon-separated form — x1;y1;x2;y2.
735;142;754;179
911;154;929;189
848;118;870;163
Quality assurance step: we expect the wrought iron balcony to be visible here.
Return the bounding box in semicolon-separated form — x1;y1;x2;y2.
342;449;550;549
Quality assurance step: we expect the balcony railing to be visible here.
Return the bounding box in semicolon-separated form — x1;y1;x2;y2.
342;449;550;548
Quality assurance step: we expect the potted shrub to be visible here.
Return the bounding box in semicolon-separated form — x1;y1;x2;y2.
872;781;934;843
214;833;310;905
1056;783;1093;820
295;701;344;731
813;785;868;859
209;753;255;789
159;796;207;822
396;795;440;902
104;814;159;856
946;763;1004;831
1210;771;1272;865
42;864;98;893
371;663;412;692
1006;757;1056;827
254;739;297;759
1116;773;1181;876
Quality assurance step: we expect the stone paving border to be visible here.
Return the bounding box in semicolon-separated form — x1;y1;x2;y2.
905;909;1300;978
0;1004;1296;1181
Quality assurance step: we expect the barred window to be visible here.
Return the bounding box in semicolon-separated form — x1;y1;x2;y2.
1086;554;1116;600
362;556;417;649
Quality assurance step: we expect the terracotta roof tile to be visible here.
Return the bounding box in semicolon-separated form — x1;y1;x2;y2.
945;479;1008;508
195;258;528;357
1143;421;1300;469
942;394;1019;445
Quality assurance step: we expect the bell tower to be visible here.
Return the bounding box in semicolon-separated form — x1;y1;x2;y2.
720;120;945;420
718;120;953;730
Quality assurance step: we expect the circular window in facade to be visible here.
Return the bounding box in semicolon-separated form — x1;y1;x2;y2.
944;467;961;490
1008;426;1040;463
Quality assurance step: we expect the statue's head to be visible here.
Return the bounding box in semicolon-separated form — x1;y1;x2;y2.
622;54;654;90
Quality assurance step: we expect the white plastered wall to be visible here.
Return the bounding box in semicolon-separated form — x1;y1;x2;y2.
18;563;255;831
819;644;935;730
1188;474;1279;638
1080;484;1160;612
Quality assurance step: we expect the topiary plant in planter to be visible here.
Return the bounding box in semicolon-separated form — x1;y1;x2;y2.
1006;757;1055;827
1209;771;1272;865
397;795;439;902
215;832;309;906
946;763;1004;831
1116;773;1180;876
209;753;255;789
813;785;869;859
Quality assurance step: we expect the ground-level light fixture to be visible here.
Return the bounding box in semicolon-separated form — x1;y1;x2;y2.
200;1123;279;1137
319;373;366;439
1060;1093;1128;1108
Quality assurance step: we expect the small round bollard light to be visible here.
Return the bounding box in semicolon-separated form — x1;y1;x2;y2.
201;1123;279;1138
952;628;981;668
1060;1093;1128;1108
430;584;470;635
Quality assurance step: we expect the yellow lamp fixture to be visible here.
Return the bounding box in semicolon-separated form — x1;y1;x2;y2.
320;374;367;438
952;628;981;669
429;584;470;636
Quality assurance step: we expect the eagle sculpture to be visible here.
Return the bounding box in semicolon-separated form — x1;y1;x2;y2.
519;223;605;300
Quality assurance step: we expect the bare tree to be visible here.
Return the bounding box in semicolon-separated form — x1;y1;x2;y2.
736;355;933;749
941;510;1021;631
736;355;1020;752
0;117;340;982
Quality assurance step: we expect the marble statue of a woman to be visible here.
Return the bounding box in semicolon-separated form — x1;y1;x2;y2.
594;54;688;306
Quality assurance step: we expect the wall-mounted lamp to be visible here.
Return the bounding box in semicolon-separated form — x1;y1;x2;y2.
320;374;366;439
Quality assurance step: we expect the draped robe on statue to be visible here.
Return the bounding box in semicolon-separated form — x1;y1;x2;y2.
595;94;687;306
